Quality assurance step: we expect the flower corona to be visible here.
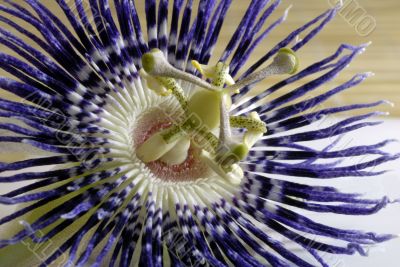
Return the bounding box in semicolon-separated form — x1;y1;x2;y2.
0;1;398;267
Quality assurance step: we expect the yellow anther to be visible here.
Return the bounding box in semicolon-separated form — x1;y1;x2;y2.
192;60;236;87
191;60;206;76
243;112;266;148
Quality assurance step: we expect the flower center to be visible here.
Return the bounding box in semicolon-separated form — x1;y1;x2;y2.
133;109;210;182
135;48;298;184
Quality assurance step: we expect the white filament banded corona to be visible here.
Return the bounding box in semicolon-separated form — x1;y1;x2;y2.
0;1;399;267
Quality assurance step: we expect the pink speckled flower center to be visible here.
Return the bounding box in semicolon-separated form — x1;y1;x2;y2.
133;109;210;181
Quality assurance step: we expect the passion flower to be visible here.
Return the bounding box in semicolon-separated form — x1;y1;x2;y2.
0;0;398;266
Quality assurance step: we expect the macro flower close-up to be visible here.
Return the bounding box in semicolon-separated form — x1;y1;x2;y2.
0;0;400;266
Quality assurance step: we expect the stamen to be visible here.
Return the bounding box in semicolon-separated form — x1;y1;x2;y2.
136;130;183;163
161;124;186;144
192;60;235;86
216;112;266;172
230;115;267;132
243;112;266;148
199;150;243;185
159;137;191;165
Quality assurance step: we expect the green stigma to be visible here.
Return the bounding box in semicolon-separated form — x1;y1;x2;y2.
277;47;299;74
142;52;156;73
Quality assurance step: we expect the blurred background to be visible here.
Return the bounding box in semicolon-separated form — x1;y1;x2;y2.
1;0;400;115
0;0;399;266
